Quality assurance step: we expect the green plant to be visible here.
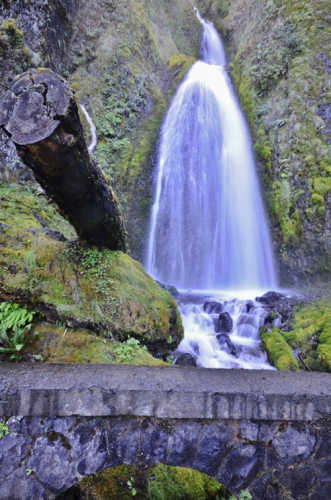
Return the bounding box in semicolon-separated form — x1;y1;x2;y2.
127;476;137;496
26;468;33;476
0;302;35;359
230;489;252;500
0;421;9;439
114;337;147;363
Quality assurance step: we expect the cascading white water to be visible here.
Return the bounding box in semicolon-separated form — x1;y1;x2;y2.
146;12;278;369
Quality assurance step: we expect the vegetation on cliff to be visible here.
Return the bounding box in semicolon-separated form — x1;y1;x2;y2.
0;183;183;361
221;0;330;283
68;0;200;258
262;301;331;372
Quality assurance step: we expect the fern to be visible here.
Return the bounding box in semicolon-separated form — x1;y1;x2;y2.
0;302;35;359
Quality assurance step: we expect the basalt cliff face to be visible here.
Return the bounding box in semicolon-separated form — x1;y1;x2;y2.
0;0;330;284
218;0;330;284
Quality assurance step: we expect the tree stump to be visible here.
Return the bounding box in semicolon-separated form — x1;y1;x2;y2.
0;68;127;251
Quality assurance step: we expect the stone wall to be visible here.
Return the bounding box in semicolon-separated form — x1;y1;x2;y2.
1;415;330;500
0;365;330;499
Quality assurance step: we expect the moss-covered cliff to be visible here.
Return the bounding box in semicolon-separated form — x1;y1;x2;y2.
216;0;330;284
0;0;201;258
68;0;201;258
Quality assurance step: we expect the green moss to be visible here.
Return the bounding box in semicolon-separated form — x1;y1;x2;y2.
62;464;230;499
27;323;166;366
311;193;324;205
0;183;76;239
283;301;331;371
1;18;24;48
261;328;299;371
0;188;183;351
169;53;196;84
147;463;229;500
269;180;301;244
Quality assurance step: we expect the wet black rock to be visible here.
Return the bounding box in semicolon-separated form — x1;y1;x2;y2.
216;334;237;356
203;301;223;314
215;312;233;333
173;352;196;367
255;291;286;304
246;301;254;313
256;291;306;332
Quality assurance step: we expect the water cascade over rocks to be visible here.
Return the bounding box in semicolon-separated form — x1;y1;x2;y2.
146;11;278;369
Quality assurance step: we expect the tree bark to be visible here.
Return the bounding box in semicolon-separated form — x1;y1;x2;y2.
0;68;127;251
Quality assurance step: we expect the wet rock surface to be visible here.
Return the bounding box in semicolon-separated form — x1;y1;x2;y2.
173;351;197;366
216;334;237;356
203;301;223;314
256;290;306;332
215;312;233;333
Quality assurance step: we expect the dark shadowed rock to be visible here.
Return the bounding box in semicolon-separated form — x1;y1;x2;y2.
216;334;237;356
215;312;233;333
246;301;254;313
203;301;223;314
256;291;285;305
173;352;197;367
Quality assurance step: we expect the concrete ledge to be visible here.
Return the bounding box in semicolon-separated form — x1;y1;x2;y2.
0;364;330;421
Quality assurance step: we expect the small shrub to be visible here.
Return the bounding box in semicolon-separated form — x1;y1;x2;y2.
114;337;147;363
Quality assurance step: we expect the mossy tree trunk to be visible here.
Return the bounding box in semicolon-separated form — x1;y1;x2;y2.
0;68;127;251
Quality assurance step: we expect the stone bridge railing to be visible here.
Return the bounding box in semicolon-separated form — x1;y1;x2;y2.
0;364;330;499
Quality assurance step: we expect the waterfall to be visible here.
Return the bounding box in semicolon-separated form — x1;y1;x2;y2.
146;14;277;292
146;12;278;369
80;104;97;154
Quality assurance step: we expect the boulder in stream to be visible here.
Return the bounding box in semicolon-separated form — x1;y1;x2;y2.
215;312;233;333
203;301;223;314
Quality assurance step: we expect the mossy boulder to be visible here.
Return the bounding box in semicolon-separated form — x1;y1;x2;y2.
0;184;183;355
58;463;231;500
261;328;299;371
25;323;167;366
283;300;331;372
261;300;331;372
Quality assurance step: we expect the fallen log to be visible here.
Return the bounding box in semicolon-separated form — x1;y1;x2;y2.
0;68;127;251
